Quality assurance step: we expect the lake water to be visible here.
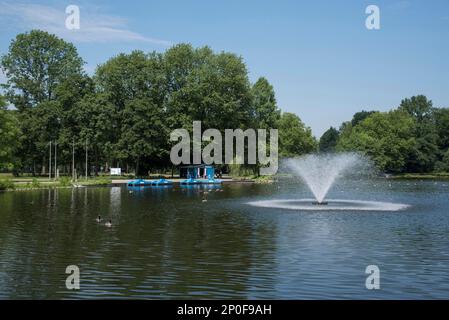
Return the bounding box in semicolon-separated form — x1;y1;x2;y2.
0;178;449;299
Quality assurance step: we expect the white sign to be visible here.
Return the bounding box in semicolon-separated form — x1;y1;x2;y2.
110;168;121;175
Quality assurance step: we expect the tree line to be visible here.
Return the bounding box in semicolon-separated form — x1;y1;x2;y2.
0;30;316;176
319;95;449;173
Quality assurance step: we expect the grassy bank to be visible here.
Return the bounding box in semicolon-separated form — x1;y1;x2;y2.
230;175;275;184
0;176;113;191
389;172;449;180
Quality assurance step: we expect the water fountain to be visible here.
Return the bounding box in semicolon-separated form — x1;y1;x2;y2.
248;152;409;211
286;153;362;205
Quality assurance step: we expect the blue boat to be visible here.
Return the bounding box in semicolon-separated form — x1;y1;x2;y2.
151;178;173;186
127;179;152;187
180;178;202;185
199;179;222;184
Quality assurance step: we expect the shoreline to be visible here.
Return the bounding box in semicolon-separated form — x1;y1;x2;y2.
3;172;449;192
0;176;273;192
388;173;449;180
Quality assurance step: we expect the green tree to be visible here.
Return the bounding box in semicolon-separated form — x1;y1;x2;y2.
434;108;449;150
95;50;167;170
1;30;85;174
0;96;21;169
23;100;63;173
406;127;439;172
399;95;438;172
120;98;168;175
251;77;280;129
58;92;116;175
351;110;376;127
435;149;449;172
164;45;253;131
278;112;316;157
337;110;416;173
399;95;433;123
1;30;84;111
319;127;339;152
95;50;158;109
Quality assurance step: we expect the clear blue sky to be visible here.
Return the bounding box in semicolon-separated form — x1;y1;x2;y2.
1;0;448;137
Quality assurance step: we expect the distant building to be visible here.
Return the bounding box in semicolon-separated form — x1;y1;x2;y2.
179;165;215;179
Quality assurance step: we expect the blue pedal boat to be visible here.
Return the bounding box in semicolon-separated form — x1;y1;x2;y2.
180;178;202;185
127;179;152;187
199;179;222;184
151;178;173;186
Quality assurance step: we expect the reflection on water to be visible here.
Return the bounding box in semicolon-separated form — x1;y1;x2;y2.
0;179;449;299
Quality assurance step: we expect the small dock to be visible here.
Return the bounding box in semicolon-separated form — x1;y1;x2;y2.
111;178;255;185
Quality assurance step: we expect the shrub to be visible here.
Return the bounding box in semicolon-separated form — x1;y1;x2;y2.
59;176;72;187
31;178;41;188
96;178;112;185
0;179;15;191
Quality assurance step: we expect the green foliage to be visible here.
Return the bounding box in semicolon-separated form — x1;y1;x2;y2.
319;127;339;152
1;29;84;110
163;44;253;131
251;77;280;129
406;128;439;172
0;179;15;191
1;30;85;173
398;95;439;172
0;97;21;169
98;178;112;185
120;98;168;174
351;110;376;127
435;149;449;172
229;163;256;178
278;112;317;157
2;30;319;176
3;30;448;177
337;96;449;174
337;110;416;173
31;178;40;188
434;108;449;149
399;95;433;122
58;176;72;187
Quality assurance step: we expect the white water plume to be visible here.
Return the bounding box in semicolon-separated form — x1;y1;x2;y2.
285;153;367;203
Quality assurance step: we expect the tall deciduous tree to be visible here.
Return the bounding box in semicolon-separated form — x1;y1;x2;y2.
0;96;21;169
319;127;339;152
120;98;168;175
399;95;433;123
163;44;253;131
95;50;167;169
1;30;85;173
278;112;316;157
434;108;449;150
251;77;280;129
399;95;439;172
1;30;84;110
337;110;416;172
351;110;376;127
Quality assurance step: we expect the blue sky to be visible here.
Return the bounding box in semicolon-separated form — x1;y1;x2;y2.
1;0;448;137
